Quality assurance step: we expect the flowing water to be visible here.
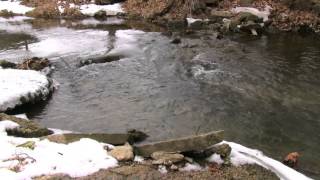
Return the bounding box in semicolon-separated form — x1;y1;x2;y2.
0;16;319;178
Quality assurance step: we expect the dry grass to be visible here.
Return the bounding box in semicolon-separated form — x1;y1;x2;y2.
124;0;207;20
24;0;85;18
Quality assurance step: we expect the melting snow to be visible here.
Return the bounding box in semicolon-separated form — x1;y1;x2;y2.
232;6;272;22
207;141;313;180
0;0;34;15
79;3;124;16
0;120;118;179
0;69;53;112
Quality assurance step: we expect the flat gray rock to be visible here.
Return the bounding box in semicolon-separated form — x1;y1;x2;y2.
134;130;224;157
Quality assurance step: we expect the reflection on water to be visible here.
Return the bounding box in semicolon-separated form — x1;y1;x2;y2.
1;17;319;178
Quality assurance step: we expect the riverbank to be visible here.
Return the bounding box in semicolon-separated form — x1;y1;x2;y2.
0;1;319;179
1;0;320;34
0;113;312;180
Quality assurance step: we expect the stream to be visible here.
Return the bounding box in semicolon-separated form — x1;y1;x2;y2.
0;16;319;178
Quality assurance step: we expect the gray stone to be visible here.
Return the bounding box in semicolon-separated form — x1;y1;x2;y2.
46;130;147;145
151;151;184;165
134;130;224;157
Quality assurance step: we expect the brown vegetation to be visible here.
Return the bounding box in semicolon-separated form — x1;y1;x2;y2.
0;10;16;17
24;0;85;18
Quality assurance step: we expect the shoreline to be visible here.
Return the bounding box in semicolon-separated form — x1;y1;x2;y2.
0;0;318;178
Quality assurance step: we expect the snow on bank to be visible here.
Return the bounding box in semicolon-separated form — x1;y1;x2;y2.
208;141;312;180
0;69;53;112
186;18;209;26
0;120;117;179
79;3;124;16
232;6;272;22
0;0;34;15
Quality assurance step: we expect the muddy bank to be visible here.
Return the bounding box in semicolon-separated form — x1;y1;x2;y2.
35;163;279;180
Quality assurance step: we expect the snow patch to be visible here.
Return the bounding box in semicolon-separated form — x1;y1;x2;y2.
186;18;208;26
0;69;53;112
232;6;272;22
0;0;34;15
207;153;224;165
0;120;19;133
220;141;312;180
133;156;144;163
79;3;124;16
0;119;118;179
180;163;202;172
158;165;167;174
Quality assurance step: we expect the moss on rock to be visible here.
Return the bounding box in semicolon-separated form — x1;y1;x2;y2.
0;113;53;138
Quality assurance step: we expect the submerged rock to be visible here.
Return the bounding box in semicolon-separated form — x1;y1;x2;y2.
0;69;54;112
134;130;224;157
0;113;53;137
109;142;134;161
79;55;124;67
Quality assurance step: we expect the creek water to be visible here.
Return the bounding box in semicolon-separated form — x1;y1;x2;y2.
1;17;319;178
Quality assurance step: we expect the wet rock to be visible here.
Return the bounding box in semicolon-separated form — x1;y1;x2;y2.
127;129;149;143
95;0;125;5
167;19;188;30
79;55;124;67
0;113;53;138
151;151;184;165
189;20;207;30
134;130;224;157
0;60;16;69
17;57;50;71
214;144;231;159
46;129;147;145
95;0;112;5
229;12;263;34
170;38;181;44
239;20;262;35
94;10;107;19
183;143;231;162
283;152;300;168
109;143;134;161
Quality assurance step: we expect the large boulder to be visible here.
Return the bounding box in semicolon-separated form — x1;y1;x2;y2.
0;69;54;112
